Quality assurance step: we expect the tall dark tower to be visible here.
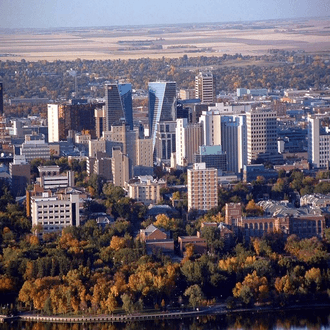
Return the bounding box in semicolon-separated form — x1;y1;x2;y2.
105;83;133;131
0;82;3;115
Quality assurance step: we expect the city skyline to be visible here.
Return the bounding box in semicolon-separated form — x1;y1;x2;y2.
0;0;329;29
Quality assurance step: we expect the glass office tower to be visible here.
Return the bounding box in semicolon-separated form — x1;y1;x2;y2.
105;83;133;131
148;82;177;152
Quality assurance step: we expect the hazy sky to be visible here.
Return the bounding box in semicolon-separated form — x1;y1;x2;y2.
0;0;329;29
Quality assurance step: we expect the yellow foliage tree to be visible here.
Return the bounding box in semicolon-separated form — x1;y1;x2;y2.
233;270;269;303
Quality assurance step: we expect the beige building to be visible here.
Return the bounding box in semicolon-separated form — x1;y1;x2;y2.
246;108;278;164
179;89;195;100
31;192;80;235
112;147;130;187
93;156;112;181
94;107;106;139
187;163;218;212
195;72;216;103
128;176;165;205
89;139;106;158
75;132;91;146
136;138;153;169
176;118;203;167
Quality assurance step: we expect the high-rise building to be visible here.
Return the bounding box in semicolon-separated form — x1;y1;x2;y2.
246;108;279;164
9;155;30;197
48;103;97;142
220;115;247;173
176;118;203;167
199;110;248;173
308;115;330;168
194;145;227;172
0;81;3;115
199;110;221;146
47;104;60;143
112;147;130;187
187;162;218;212
105;83;133;131
154;121;176;166
195;72;216;104
95;107;106;138
148;82;177;153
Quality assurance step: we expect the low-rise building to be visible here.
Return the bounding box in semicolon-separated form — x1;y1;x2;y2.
37;165;74;190
31;191;80;235
21;133;50;162
139;224;174;254
127;176;165;205
178;234;207;255
225;202;325;239
300;194;330;208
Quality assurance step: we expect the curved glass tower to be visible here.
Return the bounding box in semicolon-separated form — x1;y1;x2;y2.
148;81;177;152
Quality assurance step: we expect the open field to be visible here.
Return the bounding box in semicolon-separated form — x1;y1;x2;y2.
0;17;330;61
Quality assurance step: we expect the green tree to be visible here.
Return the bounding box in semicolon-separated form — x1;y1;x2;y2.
184;284;204;309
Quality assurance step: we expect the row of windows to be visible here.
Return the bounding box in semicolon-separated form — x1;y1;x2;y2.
38;204;71;208
38;215;71;219
42;220;71;225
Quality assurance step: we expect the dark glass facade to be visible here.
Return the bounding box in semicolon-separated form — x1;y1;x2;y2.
105;83;133;131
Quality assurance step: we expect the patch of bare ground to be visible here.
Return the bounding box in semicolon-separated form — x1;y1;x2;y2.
0;18;329;62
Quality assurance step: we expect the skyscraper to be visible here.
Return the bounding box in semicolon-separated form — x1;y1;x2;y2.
105;83;133;131
48;103;97;142
246;108;280;164
0;81;3;115
148;81;177;162
199;110;248;174
220;115;247;173
308;115;330;168
195;72;216;103
176;118;203;167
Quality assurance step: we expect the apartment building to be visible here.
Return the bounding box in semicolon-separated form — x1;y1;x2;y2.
127;176;165;205
187;162;218;212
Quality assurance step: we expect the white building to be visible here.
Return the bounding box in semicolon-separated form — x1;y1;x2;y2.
208;102;251;114
176;118;203;167
199;110;222;146
31;192;80;235
37;165;74;190
308;115;330;168
199;111;247;173
21;134;50;162
47;104;60;143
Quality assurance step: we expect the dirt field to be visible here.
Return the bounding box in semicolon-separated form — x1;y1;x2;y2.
0;18;329;62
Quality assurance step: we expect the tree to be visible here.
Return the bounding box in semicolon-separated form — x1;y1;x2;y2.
184;284;204;309
121;293;134;314
105;293;117;314
154;214;178;232
233;271;269;304
245;200;263;216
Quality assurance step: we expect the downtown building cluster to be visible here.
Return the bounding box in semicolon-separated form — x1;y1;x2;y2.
1;75;330;239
